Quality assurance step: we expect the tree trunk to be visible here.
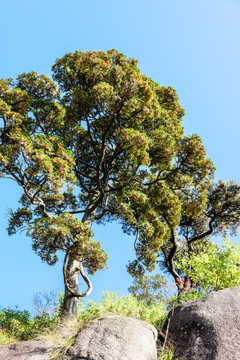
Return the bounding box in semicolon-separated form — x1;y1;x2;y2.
62;209;96;318
62;258;81;318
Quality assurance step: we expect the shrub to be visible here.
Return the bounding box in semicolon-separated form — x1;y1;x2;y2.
0;307;31;340
177;237;240;296
0;306;56;341
77;291;167;329
0;292;176;359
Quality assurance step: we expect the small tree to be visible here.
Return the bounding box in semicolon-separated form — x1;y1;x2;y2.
128;274;168;305
159;180;240;293
177;237;240;294
0;50;214;317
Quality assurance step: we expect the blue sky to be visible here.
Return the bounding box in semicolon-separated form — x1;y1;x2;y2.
1;0;240;312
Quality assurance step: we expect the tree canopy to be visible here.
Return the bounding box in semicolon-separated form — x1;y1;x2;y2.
0;50;215;316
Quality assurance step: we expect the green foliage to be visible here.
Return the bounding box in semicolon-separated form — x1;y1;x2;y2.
128;274;168;305
0;291;167;344
0;289;64;342
0;307;30;329
0;292;179;359
159;180;240;294
42;291;169;359
0;330;16;345
76;291;167;330
158;344;176;360
30;214;107;272
0;307;31;341
0;307;55;341
177;237;240;295
0;50;215;315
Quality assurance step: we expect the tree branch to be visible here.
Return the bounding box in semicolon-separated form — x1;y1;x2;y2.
188;218;214;245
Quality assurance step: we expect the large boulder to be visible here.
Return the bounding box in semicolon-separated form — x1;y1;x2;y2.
64;316;158;360
0;340;53;360
167;286;240;360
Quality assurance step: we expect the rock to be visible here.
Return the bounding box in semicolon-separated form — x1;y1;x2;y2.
64;316;158;360
167;286;240;360
0;340;53;360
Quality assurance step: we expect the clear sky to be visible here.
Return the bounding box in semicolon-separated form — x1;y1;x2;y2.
1;0;240;312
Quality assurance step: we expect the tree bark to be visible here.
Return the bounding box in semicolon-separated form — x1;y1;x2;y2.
62;209;96;318
62;257;82;317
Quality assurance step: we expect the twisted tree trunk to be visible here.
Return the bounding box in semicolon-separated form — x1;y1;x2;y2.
61;210;96;318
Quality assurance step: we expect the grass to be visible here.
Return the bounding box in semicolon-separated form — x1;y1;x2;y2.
41;292;170;359
0;330;16;345
0;292;176;359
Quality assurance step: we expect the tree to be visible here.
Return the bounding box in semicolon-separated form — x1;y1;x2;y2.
0;50;214;317
128;274;168;305
159;180;240;293
177;237;240;294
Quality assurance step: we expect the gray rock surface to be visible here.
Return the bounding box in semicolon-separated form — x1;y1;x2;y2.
0;340;53;360
167;286;240;360
64;316;158;360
